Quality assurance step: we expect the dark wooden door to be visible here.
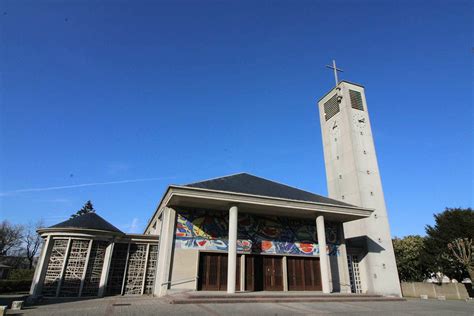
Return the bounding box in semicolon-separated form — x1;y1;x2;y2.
198;252;240;291
287;257;322;291
262;256;283;291
245;255;264;291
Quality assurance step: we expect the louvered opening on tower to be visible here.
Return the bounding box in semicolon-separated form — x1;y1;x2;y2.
324;94;340;121
349;90;364;111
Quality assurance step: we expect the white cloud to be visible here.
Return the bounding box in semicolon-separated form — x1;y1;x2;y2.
0;176;176;197
128;218;140;234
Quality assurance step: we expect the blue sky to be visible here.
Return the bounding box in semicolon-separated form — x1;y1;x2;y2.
0;1;472;236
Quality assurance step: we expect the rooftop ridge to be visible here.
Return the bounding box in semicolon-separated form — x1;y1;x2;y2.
49;212;124;234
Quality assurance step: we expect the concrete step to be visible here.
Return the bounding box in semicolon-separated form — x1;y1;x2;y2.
166;294;405;304
183;293;384;299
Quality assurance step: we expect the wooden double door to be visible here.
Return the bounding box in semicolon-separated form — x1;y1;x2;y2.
199;253;321;291
199;253;283;291
198;252;240;291
287;256;322;291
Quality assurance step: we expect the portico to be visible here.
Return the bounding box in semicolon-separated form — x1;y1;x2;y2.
145;173;373;297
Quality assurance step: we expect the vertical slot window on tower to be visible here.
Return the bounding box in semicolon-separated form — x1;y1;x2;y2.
349;90;364;111
324;94;340;121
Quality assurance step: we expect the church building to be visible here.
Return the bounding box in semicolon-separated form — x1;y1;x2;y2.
29;79;402;300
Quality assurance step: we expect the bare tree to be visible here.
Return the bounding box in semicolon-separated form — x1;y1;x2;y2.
0;220;23;256
22;220;44;269
448;238;474;281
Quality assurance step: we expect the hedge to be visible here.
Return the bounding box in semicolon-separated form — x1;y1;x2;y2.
0;280;31;294
8;269;35;281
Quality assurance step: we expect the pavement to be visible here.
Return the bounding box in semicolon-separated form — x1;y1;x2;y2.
4;296;474;316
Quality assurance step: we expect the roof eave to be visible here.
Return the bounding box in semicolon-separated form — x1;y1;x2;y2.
144;182;374;233
169;185;372;212
166;185;372;222
37;227;125;237
144;185;174;233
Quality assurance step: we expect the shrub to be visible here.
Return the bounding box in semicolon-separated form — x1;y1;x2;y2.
0;279;31;293
8;269;34;281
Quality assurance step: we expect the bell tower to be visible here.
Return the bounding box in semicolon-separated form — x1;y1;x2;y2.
317;62;401;296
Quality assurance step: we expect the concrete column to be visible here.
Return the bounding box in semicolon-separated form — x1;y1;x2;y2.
282;256;288;292
240;255;245;292
141;243;151;295
98;242;114;297
154;207;177;297
78;239;93;297
120;243;131;295
30;235;54;297
337;224;351;293
56;238;72;297
227;206;238;294
316;216;330;293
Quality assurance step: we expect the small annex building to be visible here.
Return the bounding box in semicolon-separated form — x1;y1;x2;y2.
30;212;159;298
30;173;373;299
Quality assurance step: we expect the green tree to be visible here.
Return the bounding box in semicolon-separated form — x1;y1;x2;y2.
393;235;427;281
422;208;474;281
70;200;96;219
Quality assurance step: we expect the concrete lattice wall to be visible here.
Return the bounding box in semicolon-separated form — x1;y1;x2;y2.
401;282;470;300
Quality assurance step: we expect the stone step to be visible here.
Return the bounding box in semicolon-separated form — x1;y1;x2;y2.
166;295;405;304
182;293;384;299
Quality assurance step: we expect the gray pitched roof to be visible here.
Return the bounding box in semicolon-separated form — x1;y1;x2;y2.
184;173;352;207
50;212;124;234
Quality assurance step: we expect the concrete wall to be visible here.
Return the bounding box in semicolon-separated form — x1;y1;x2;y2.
170;249;199;290
401;282;470;300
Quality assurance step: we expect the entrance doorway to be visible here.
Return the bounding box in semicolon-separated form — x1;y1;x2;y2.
262;256;283;291
244;255;283;291
198;253;284;291
198;252;240;291
287;256;322;291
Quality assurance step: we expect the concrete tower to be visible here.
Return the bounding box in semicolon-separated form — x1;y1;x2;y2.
317;78;402;296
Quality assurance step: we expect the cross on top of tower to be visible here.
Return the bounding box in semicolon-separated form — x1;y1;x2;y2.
325;59;344;86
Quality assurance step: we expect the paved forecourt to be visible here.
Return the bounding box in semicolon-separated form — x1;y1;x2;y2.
5;296;473;316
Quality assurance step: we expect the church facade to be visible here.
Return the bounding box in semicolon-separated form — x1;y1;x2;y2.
29;80;402;299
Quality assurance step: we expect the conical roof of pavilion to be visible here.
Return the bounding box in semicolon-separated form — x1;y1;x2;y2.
49;212;124;234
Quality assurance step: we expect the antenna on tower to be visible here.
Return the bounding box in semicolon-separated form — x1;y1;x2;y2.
325;59;344;86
